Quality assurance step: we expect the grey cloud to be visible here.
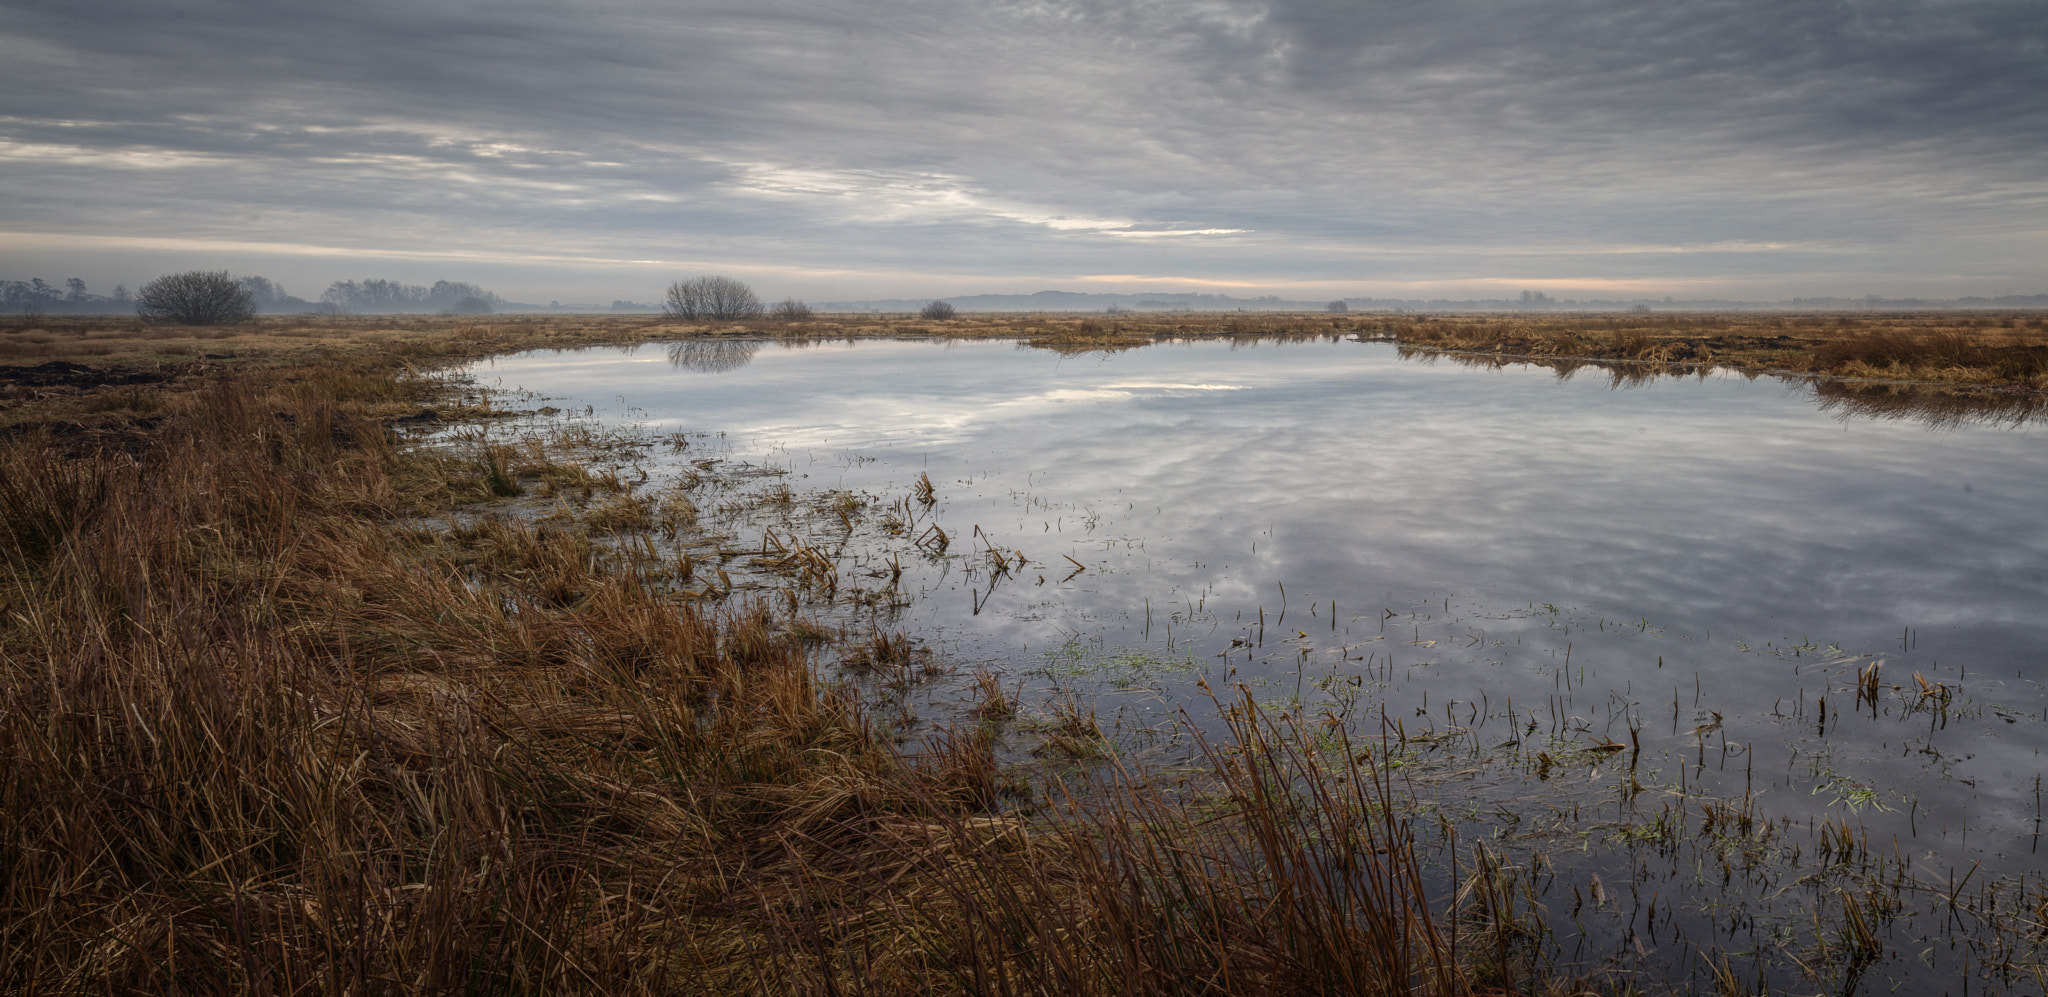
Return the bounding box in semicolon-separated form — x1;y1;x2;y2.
1261;0;2048;141
1;0;2042;298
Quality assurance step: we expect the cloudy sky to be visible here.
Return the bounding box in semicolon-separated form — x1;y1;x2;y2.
3;0;2044;302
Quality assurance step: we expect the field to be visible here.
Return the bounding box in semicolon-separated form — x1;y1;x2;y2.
2;312;2044;995
4;308;2047;389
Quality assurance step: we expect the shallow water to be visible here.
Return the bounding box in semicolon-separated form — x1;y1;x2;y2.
468;336;2048;990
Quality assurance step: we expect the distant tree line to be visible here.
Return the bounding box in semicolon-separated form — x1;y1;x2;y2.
236;276;312;313
320;279;500;314
4;274;318;316
2;277;131;317
5;273;511;318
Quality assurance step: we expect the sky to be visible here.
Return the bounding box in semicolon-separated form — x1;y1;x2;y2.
3;0;2045;304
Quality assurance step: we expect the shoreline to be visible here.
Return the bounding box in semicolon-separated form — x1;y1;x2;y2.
2;318;2043;994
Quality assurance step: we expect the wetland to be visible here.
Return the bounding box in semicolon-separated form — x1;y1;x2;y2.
468;334;2048;994
3;313;2045;995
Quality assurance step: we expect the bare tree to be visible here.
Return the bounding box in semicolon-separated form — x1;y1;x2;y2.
322;278;427;313
664;275;763;320
135;270;256;325
428;281;499;313
2;279;57;322
238;275;285;310
919;299;957;320
770;298;813;321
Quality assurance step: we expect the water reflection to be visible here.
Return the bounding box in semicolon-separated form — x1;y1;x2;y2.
1399;341;2048;428
666;338;759;373
1810;377;2048;429
479;334;2046;761
470;336;2048;985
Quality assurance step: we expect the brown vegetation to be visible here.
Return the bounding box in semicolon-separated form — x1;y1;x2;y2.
1383;311;2048;390
4;309;2043;397
0;348;1494;995
4;309;2039;992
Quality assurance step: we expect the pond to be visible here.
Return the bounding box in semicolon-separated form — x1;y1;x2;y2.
465;335;2048;992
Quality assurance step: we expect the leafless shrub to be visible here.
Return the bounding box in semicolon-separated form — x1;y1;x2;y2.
135;270;256;325
663;275;762;320
770;297;813;321
919;300;958;320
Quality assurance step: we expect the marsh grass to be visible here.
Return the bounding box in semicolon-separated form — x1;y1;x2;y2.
1030;688;1109;760
1387;311;2048;393
5;312;2041;429
0;357;1501;994
7;313;2041;994
0;367;936;993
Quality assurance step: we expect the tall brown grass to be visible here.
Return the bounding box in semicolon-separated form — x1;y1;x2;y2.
1385;312;2048;390
10;311;2043;399
0;363;1469;995
1810;327;2048;382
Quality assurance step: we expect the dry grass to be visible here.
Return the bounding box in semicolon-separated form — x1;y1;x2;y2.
0;351;1500;995
1384;311;2048;390
14;309;2025;992
6;310;2043;416
1808;325;2048;382
0;369;922;992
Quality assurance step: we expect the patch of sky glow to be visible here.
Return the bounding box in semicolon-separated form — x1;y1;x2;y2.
1098;382;1244;392
0;140;228;169
721;161;1247;238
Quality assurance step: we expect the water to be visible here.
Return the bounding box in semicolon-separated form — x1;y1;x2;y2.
465;336;2048;991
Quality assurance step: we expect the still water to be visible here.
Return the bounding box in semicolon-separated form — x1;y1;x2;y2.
469;336;2047;989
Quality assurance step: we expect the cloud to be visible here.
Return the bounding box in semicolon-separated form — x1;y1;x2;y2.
1;0;2043;298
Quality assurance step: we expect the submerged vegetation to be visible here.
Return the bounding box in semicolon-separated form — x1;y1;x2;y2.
0;336;1498;995
2;313;2044;993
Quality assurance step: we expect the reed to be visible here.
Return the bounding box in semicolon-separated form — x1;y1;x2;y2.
23;318;2020;994
0;359;1495;993
6;312;2042;425
0;365;931;993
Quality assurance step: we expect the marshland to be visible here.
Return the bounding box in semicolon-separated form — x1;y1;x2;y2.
3;311;2046;996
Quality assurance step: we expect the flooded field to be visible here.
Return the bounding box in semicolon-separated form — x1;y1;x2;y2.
462;335;2048;993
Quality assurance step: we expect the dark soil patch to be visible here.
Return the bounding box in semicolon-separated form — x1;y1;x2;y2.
0;360;175;388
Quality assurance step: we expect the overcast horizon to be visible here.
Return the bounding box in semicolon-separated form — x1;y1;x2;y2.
4;0;2045;305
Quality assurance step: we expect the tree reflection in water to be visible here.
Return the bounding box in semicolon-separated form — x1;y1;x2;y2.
667;338;759;373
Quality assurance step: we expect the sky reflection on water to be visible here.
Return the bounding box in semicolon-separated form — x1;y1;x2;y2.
470;337;2048;875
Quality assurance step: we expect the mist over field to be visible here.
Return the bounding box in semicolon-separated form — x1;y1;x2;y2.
2;0;2044;303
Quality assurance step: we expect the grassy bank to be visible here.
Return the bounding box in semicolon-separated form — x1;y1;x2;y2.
1;338;1500;995
1382;311;2048;391
5;309;2045;401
